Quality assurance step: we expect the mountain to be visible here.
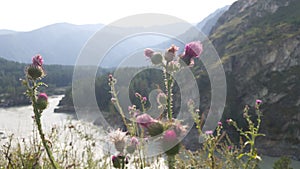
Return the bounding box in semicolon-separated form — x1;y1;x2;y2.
0;7;229;67
196;6;230;35
209;0;300;160
0;23;104;65
0;22;193;66
153;6;230;55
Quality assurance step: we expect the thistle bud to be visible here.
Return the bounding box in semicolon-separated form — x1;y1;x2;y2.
150;53;163;65
112;155;121;168
164;45;179;62
126;137;139;154
144;48;154;58
162;130;180;156
114;140;126;152
148;122;164;137
36;93;48;110
26;65;44;80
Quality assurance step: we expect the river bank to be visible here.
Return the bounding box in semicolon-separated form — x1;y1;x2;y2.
0;95;70;138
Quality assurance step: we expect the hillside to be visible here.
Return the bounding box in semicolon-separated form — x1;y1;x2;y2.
0;57;73;107
209;0;300;159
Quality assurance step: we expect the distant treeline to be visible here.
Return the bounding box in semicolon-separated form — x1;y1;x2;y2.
0;57;73;107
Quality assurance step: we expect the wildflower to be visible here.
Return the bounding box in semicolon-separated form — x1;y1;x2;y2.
218;121;222;126
130;136;139;145
36;93;48;110
26;65;45;80
32;54;43;66
162;130;180;156
109;128;128;152
180;41;203;66
108;74;113;81
150;52;163;65
148;122;164;137
205;130;213;135
125;156;129;164
27;55;45;79
126;137;139;154
164;45;179;62
136;114;156;128
142;97;147;104
256;99;262;105
112;155;121;168
108;74;116;85
226;119;233;125
184;41;203;58
228;145;233;150
144;48;154;58
255;99;262;111
163;130;177;142
128;105;136;112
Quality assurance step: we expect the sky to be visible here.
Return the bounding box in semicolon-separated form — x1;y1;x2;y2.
0;0;237;32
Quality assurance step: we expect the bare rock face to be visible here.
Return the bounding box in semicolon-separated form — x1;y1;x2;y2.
208;0;300;160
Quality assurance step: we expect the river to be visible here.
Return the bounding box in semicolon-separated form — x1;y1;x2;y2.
0;95;70;138
0;95;299;168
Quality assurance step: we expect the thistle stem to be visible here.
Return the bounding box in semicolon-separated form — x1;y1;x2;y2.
33;106;59;169
30;81;59;169
164;62;173;121
167;155;176;169
110;82;130;133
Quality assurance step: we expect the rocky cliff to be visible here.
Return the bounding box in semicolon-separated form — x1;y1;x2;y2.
209;0;300;160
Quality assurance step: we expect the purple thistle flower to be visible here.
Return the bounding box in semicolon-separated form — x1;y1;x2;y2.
130;137;139;146
136;114;156;128
163;130;177;142
112;155;121;168
184;41;203;59
144;48;154;58
256;99;262;105
38;93;48;101
32;54;43;66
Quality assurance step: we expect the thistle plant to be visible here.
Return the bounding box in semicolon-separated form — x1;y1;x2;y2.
189;100;227;168
22;55;59;169
227;100;265;169
107;41;203;169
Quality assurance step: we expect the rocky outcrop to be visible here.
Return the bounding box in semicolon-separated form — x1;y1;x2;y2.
209;0;300;160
